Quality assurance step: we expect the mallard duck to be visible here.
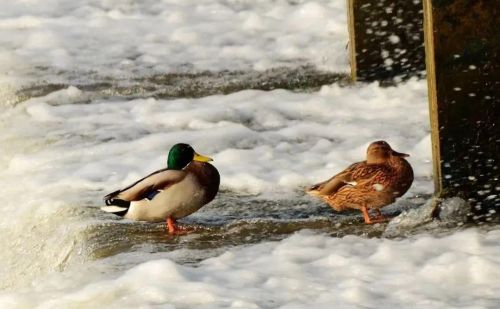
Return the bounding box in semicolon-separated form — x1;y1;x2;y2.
101;143;220;234
307;140;413;224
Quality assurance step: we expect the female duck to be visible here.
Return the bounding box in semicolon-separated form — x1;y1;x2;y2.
101;143;220;234
307;140;413;224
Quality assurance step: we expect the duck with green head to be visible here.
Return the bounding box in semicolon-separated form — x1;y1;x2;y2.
101;143;220;234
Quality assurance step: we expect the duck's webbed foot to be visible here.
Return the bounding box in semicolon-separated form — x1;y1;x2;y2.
166;217;196;235
371;209;390;223
361;207;389;224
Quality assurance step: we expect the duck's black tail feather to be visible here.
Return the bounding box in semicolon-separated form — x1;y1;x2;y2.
104;190;121;204
102;195;131;217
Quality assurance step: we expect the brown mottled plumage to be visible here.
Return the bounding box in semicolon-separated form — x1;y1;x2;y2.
307;141;414;224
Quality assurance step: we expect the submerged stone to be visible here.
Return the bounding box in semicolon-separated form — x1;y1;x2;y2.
383;197;471;237
435;197;471;222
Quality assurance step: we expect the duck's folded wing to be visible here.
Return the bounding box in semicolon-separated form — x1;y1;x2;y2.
104;169;186;203
307;162;365;195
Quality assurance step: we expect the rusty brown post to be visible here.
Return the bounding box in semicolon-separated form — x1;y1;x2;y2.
346;0;426;82
423;0;499;216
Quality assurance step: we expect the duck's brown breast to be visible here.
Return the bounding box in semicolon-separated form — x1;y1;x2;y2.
387;157;414;197
186;161;220;204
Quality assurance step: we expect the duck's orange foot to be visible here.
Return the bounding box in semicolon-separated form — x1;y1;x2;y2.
361;207;390;224
166;217;196;235
372;209;391;223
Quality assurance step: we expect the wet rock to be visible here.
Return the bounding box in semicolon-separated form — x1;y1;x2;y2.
383;197;471;237
435;197;471;222
383;199;436;237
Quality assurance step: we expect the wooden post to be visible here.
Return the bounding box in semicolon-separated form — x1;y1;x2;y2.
347;0;426;82
423;0;499;216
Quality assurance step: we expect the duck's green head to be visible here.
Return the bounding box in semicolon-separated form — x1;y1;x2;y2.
167;143;213;170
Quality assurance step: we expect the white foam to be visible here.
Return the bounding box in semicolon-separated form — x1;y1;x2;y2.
1;229;499;308
0;0;348;81
0;79;432;289
1;79;432;197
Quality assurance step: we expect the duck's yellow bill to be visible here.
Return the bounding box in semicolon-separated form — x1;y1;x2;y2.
193;152;213;162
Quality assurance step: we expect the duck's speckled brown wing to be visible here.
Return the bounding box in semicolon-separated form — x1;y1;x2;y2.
307;161;397;212
392;157;414;197
307;161;389;196
322;185;396;211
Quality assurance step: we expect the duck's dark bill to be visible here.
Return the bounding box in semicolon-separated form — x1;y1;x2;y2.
392;151;409;157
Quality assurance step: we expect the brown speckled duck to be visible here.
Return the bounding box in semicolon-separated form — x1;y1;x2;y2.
307;140;413;224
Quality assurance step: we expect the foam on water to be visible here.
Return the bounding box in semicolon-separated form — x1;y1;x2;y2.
0;79;433;290
1;229;499;308
0;0;348;91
